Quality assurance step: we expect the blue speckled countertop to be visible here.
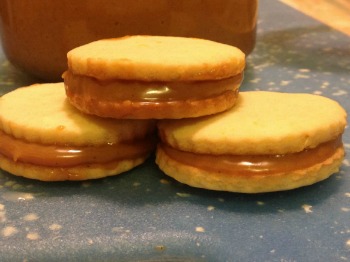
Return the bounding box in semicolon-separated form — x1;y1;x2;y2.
0;2;349;262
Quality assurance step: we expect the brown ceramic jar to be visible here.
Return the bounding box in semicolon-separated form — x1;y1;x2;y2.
0;0;257;81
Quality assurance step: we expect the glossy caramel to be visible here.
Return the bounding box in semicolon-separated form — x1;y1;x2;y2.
160;137;343;175
63;71;243;102
0;131;155;167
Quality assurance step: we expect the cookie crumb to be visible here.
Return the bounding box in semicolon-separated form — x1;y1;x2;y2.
133;182;141;187
298;68;310;73
2;226;18;237
195;226;205;233
302;204;313;213
23;213;39;221
176;192;191;198
160;179;170;185
294;73;310;79
26;232;40;240
346;239;350;248
155;245;166;251
207;206;215;211
49;223;62;231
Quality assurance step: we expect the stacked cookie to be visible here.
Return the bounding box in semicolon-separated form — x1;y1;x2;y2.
63;36;244;119
0;36;347;193
0;83;156;181
157;92;346;193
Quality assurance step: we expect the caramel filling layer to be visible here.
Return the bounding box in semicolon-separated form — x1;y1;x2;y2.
0;131;155;167
63;71;243;102
160;137;343;175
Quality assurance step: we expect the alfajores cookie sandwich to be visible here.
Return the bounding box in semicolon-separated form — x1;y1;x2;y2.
0;83;156;181
63;35;245;119
156;91;347;193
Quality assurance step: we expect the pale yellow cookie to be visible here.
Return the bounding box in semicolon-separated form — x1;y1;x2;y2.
67;36;245;81
156;91;347;193
0;83;156;181
64;35;245;119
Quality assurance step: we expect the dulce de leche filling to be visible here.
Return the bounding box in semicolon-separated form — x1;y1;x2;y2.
63;70;242;102
0;130;155;167
160;136;343;175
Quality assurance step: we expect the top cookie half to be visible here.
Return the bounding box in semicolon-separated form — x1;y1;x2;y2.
67;35;245;81
0;83;155;146
158;91;347;155
64;36;245;119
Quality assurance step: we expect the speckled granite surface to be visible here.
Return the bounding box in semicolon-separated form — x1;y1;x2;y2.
0;2;349;262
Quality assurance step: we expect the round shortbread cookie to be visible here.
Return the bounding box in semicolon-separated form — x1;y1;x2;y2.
64;35;245;119
0;83;156;181
158;91;347;155
67;36;245;81
156;91;347;193
0;83;155;146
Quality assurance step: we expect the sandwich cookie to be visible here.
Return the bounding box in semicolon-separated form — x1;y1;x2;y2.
156;91;347;193
63;35;245;119
0;83;156;181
